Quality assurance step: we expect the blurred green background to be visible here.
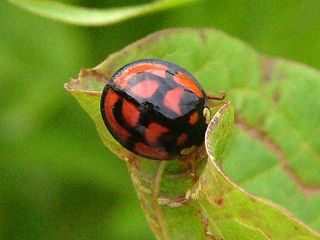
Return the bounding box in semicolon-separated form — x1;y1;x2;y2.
1;0;320;239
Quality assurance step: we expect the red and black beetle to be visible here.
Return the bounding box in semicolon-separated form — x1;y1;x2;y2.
100;59;224;160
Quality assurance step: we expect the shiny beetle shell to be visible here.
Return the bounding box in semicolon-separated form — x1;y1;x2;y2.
100;59;208;160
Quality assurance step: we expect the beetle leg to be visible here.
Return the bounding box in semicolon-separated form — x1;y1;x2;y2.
180;145;197;155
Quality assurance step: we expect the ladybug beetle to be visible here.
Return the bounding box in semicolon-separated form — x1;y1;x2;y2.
100;59;224;160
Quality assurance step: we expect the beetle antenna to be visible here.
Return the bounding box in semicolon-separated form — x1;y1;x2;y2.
207;92;226;100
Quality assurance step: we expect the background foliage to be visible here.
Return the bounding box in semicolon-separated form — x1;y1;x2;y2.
1;1;320;239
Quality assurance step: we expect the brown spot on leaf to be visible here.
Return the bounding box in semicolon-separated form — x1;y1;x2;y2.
157;196;187;208
197;211;217;240
260;56;275;82
214;196;224;207
79;68;109;83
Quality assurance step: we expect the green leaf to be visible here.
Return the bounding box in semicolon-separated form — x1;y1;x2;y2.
7;0;200;26
65;28;320;239
191;103;318;239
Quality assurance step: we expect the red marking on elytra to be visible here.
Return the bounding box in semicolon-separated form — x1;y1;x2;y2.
135;142;168;159
177;133;187;145
189;112;199;125
115;63;167;88
130;80;159;98
163;87;184;115
145;69;167;78
173;73;204;98
104;90;131;140
145;122;169;145
121;98;140;127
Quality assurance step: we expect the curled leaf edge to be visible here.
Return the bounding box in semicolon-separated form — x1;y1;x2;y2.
201;102;320;237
